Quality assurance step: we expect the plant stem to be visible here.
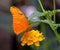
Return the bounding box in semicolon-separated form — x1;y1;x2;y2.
53;0;56;23
38;0;45;12
38;0;60;43
45;14;60;43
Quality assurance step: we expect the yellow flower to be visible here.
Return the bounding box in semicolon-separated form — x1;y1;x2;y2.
21;30;45;46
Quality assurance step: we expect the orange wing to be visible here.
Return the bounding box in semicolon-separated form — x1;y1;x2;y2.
10;6;31;35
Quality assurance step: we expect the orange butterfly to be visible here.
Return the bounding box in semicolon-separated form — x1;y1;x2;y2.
10;6;32;35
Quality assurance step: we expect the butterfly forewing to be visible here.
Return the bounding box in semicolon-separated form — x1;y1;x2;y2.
10;6;30;35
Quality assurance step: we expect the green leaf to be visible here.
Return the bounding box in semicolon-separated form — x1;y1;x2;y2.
29;11;44;20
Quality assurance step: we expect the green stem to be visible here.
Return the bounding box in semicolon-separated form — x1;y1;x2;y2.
53;0;56;23
38;0;60;43
45;14;60;43
38;0;45;12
